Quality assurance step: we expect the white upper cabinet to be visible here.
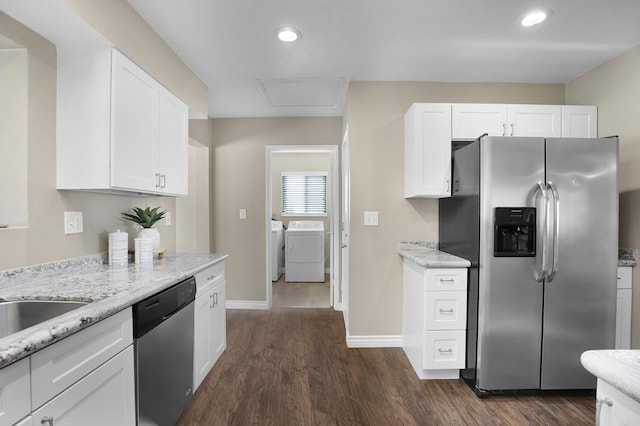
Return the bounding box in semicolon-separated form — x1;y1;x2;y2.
451;104;507;138
452;104;562;138
406;102;597;199
404;103;452;198
57;47;188;196
562;105;598;138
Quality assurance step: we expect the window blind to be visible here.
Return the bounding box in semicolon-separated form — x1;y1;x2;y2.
282;172;327;216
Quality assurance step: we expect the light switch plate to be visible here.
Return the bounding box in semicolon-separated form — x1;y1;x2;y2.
165;211;172;225
240;209;247;220
364;211;379;226
64;211;83;234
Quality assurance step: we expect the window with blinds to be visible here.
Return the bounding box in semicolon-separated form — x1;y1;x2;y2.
281;172;327;216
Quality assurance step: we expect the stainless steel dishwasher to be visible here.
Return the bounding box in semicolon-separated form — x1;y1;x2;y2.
133;276;196;426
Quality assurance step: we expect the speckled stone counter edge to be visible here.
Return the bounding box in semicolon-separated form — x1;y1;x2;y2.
619;248;638;267
581;350;640;402
0;252;228;369
398;241;471;268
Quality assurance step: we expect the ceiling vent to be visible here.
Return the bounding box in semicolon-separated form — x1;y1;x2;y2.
258;78;344;108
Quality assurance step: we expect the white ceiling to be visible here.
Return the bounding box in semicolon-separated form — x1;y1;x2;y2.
121;1;640;117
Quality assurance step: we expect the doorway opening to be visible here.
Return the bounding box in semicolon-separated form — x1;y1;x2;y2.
265;145;340;309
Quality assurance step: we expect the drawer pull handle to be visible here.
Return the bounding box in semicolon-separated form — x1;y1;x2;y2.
595;397;613;426
438;308;455;314
437;348;453;354
41;417;54;426
438;278;455;282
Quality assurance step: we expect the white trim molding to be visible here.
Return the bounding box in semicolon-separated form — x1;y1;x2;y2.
226;300;270;310
346;333;403;348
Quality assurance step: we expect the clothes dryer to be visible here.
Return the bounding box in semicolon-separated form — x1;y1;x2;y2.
285;221;325;282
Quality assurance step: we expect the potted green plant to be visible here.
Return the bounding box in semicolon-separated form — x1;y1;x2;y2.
122;206;166;249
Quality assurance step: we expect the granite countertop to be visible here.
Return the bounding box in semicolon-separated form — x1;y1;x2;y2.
581;350;640;402
0;252;228;369
398;242;471;268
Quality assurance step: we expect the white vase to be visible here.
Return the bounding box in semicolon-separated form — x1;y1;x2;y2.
137;227;160;250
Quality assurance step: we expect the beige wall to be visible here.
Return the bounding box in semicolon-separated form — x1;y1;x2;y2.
566;45;640;347
271;152;332;268
211;118;342;300
62;0;207;117
0;10;205;270
344;81;565;336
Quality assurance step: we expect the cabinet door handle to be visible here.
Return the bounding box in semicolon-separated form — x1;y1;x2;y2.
446;179;450;192
595;397;613;426
160;174;166;189
210;294;214;308
438;308;455;314
438;278;455;282
502;123;507;136
437;348;453;354
41;417;54;426
510;123;514;136
214;292;219;306
155;173;161;188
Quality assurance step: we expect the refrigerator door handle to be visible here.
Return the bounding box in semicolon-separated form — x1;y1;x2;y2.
547;181;560;282
534;181;548;282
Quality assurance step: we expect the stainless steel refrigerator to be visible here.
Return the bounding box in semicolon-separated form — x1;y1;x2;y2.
439;135;618;396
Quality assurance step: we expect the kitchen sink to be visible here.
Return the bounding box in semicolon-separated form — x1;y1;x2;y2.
0;300;88;339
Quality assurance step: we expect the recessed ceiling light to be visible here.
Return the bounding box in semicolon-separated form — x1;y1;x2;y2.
521;9;552;27
277;27;301;42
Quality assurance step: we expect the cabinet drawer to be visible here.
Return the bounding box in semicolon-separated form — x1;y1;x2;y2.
425;269;467;291
0;357;31;426
195;262;225;296
424;291;467;330
618;267;632;289
423;330;466;370
31;308;133;410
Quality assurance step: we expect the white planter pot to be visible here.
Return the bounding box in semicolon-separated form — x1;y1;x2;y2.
137;227;160;250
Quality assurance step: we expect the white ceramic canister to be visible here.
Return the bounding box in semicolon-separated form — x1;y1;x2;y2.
109;230;129;266
135;237;154;264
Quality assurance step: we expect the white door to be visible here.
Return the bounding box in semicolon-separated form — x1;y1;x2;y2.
32;347;135;426
451;104;507;138
340;128;350;315
508;104;562;137
110;50;157;192
157;86;188;195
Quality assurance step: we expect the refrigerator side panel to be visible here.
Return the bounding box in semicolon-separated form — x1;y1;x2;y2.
477;137;546;391
439;141;480;386
541;138;618;390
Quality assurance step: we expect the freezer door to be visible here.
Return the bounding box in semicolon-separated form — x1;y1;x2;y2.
541;137;618;390
477;137;546;391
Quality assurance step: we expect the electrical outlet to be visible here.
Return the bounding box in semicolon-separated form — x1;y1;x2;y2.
165;211;172;225
64;211;84;234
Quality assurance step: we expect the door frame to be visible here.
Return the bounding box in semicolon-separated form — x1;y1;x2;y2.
265;145;340;309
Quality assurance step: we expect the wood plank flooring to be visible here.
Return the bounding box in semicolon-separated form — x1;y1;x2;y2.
272;274;330;308
177;308;595;425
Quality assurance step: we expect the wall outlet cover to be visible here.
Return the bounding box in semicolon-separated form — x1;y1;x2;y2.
64;211;84;234
364;211;379;226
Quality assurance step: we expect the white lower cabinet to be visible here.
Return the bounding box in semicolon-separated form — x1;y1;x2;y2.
403;260;468;379
616;266;633;349
32;347;135;426
193;262;227;391
596;379;640;425
0;309;135;426
0;358;30;426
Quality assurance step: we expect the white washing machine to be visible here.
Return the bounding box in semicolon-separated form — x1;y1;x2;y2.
271;221;283;281
285;221;325;282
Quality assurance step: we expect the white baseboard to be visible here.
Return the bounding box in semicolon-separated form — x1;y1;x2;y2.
225;300;269;310
346;333;403;348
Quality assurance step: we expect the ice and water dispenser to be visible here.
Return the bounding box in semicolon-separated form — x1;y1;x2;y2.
494;207;536;257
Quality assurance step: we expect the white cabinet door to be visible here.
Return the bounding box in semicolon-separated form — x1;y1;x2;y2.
32;346;135;426
157;86;188;196
562;105;597;138
0;357;30;426
110;50;158;192
596;379;640;426
404;103;452;198
616;267;633;349
211;280;227;366
193;279;226;390
508;104;562;137
451;104;507;138
193;286;214;390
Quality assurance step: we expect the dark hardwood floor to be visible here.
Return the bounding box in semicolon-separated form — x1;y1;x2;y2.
177;308;595;425
272;274;330;308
